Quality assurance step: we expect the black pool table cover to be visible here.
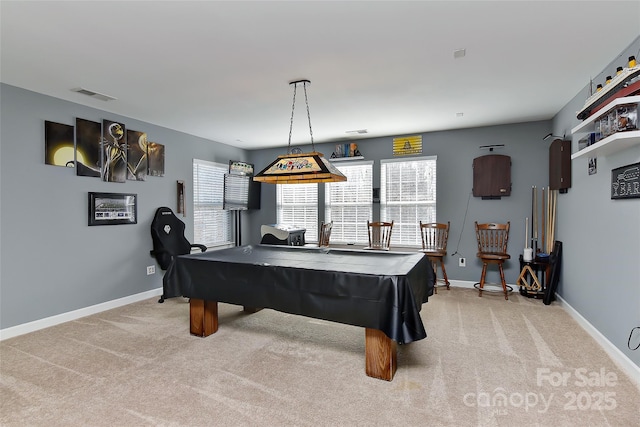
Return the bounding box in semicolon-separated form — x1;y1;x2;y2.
163;244;435;344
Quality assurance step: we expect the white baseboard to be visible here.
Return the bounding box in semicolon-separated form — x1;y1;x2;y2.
0;288;163;341
447;279;477;289
554;294;640;391
446;282;640;389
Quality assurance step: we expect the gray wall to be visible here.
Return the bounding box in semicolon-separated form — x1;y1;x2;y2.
551;36;640;367
0;84;246;329
247;120;552;285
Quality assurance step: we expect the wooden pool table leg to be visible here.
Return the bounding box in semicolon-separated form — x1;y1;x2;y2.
365;328;397;381
190;298;218;337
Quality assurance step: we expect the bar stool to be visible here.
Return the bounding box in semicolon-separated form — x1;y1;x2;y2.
419;221;450;294
365;220;393;250
474;221;511;300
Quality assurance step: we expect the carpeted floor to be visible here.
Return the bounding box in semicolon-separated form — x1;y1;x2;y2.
1;287;639;426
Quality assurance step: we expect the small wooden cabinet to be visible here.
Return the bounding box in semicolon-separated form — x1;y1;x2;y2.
549;139;571;193
472;154;511;199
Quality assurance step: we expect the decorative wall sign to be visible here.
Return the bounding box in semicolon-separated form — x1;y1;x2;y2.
102;119;127;183
126;129;148;181
588;157;597;175
229;160;254;176
177;180;185;216
611;162;640;199
147;141;165;176
88;192;137;226
44;121;74;167
393;135;422;156
75;118;102;177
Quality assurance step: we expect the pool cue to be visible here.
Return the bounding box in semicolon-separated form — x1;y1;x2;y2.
532;186;537;252
541;186;546;254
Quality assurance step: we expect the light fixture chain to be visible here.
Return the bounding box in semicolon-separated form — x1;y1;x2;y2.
287;83;297;155
302;81;315;152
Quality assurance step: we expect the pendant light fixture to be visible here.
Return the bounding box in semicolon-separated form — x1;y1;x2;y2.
253;80;347;184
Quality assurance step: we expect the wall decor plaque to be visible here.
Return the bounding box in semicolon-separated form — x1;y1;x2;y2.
611;162;640;199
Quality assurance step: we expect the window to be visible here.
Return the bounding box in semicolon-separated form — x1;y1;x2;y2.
276;183;318;242
193;159;233;248
325;161;373;244
380;156;437;247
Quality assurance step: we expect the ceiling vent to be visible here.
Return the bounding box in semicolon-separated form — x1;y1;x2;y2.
71;87;117;102
453;48;466;59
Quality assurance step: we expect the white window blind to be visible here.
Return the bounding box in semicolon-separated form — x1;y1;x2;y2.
325;161;373;245
276;183;318;242
380;156;437;247
193;159;233;247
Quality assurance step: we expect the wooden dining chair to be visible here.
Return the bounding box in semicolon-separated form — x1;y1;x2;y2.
474;221;511;300
420;221;450;293
365;220;393;250
318;221;333;247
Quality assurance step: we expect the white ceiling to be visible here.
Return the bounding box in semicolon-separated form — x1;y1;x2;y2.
2;1;639;150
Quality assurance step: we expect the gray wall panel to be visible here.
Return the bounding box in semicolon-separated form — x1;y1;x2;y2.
551;36;640;367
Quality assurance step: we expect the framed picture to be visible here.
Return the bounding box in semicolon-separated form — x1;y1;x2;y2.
588;157;597;175
88;192;137;226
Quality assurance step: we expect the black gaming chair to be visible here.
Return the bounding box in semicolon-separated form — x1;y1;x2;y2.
150;207;206;302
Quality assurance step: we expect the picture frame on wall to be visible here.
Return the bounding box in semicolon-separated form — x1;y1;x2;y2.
88;192;137;226
44;120;75;167
75;118;102;178
102;119;127;183
126;129;148;181
147;141;165;177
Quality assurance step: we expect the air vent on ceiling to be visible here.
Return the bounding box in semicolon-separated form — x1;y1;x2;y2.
453;48;466;59
346;129;368;134
71;87;117;102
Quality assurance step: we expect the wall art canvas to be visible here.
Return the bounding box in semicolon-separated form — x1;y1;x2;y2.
126;129;148;181
75;118;102;177
102;119;127;183
147;141;165;177
88;192;137;226
44;121;74;167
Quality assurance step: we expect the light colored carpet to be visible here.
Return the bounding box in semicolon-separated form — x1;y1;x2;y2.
1;287;639;426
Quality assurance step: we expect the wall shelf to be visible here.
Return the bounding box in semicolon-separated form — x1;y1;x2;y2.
330;156;365;162
571;130;640;159
571;94;640;159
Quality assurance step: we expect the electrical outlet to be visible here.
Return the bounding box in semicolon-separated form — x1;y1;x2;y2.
458;257;466;267
146;265;156;275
